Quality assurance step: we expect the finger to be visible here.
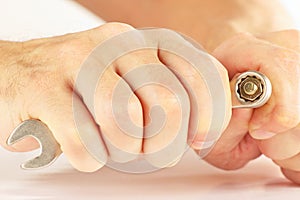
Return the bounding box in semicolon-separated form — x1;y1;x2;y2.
93;67;143;163
201;70;261;170
281;168;300;185
256;125;300;160
256;30;300;53
0;23;134;161
158;50;231;150
204;108;261;170
67;22;143;163
115;49;190;168
213;33;300;137
274;153;300;171
32;90;106;172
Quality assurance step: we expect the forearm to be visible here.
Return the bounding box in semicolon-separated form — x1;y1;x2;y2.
76;0;293;52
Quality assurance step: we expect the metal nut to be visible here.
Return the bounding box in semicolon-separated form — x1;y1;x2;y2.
233;71;272;109
238;76;263;102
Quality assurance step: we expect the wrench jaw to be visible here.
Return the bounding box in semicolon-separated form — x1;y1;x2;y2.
6;119;62;170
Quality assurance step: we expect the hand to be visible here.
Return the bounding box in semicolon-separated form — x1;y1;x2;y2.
78;0;293;52
205;30;300;184
0;23;232;172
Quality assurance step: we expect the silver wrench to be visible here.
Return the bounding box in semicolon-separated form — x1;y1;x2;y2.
7;120;62;169
6;70;272;169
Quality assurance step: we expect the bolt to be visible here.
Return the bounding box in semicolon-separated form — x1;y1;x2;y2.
243;81;258;95
238;76;263;102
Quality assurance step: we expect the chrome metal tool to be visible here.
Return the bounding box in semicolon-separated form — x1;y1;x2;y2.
231;71;272;109
7;119;62;169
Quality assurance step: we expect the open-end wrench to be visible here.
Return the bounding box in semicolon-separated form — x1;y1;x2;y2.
7;119;62;169
6;70;272;170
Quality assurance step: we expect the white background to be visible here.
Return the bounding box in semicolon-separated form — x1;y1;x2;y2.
0;0;300;199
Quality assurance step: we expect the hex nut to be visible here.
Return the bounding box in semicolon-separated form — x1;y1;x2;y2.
238;76;263;102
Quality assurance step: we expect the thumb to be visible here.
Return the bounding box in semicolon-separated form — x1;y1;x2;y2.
203;76;261;170
203;108;261;170
212;33;300;139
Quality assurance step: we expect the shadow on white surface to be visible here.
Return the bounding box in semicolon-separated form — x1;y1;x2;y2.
0;148;299;200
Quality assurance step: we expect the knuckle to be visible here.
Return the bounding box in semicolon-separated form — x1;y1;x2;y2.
100;22;134;33
92;22;135;44
115;50;160;71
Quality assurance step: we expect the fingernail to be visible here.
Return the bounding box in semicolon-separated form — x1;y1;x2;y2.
250;130;276;140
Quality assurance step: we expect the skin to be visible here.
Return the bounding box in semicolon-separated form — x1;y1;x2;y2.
0;23;231;171
208;30;300;185
76;0;293;52
0;0;299;184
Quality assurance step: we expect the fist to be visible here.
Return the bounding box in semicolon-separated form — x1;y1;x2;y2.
207;30;300;184
0;23;232;172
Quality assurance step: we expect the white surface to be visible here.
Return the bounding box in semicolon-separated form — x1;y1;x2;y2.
1;149;299;200
0;0;300;199
0;0;104;41
280;0;300;28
